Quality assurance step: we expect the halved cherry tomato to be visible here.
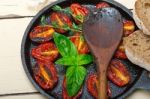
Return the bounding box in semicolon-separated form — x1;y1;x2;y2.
123;19;135;36
87;74;111;98
50;12;72;33
29;25;55;43
115;42;127;59
33;61;58;90
62;77;82;99
96;2;110;9
108;59;131;87
70;33;89;54
70;3;89;24
31;42;59;63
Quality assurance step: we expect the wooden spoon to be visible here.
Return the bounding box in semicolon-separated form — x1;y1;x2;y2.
83;8;123;99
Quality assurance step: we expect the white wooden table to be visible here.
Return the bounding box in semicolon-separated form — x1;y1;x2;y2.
0;0;150;99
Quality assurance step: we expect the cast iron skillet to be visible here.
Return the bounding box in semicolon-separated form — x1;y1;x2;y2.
21;0;150;99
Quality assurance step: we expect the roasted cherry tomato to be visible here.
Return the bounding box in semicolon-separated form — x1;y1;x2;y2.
50;12;72;33
87;74;111;98
115;42;127;59
62;77;82;99
29;25;55;43
123;19;135;36
33;61;58;90
31;42;59;63
70;3;89;24
70;33;89;54
115;50;127;59
96;2;110;9
108;59;131;87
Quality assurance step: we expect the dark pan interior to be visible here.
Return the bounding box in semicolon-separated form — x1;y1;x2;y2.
21;0;144;99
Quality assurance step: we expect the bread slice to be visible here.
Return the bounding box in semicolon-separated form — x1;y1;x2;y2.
124;30;150;71
133;0;150;35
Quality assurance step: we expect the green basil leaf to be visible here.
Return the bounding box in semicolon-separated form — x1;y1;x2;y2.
40;15;48;25
53;32;78;57
72;23;82;31
75;15;84;22
52;5;72;15
62;24;70;31
55;56;77;66
66;66;87;96
64;7;72;15
77;54;93;65
52;5;62;11
51;22;59;28
51;21;70;31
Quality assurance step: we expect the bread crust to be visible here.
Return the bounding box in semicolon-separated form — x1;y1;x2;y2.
124;30;150;71
125;47;150;71
133;0;150;35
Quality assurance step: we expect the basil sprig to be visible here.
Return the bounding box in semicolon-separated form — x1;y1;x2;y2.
40;15;82;33
52;5;72;15
51;21;82;33
40;15;48;25
53;32;93;96
52;5;84;23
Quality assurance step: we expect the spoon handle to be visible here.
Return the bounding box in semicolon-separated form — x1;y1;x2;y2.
97;61;108;99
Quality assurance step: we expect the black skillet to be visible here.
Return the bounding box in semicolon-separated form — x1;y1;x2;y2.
21;0;150;99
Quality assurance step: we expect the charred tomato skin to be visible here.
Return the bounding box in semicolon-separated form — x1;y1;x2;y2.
96;2;110;9
115;49;127;59
108;59;131;87
29;25;55;43
87;74;111;98
70;33;89;54
70;3;89;24
31;42;59;63
62;77;82;99
33;61;58;90
50;12;72;33
123;19;135;36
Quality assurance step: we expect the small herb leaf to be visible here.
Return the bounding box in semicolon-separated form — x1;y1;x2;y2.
77;54;93;65
40;15;48;25
53;32;78;57
51;21;82;33
52;5;62;11
52;5;72;15
75;15;84;22
72;23;82;31
66;66;87;96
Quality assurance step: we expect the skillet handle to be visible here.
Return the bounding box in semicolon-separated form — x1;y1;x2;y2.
117;70;150;99
134;70;150;90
